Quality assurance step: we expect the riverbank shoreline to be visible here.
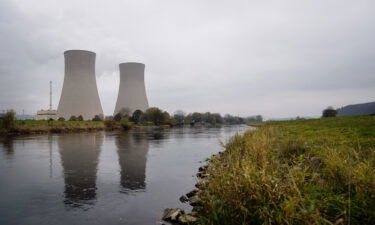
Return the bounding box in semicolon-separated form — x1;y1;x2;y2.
0;123;105;136
0;124;171;136
0;120;246;136
162;115;375;225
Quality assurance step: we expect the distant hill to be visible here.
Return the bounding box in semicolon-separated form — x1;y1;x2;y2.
337;101;375;116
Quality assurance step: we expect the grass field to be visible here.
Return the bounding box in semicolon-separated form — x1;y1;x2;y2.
197;115;375;225
14;120;103;125
0;120;105;134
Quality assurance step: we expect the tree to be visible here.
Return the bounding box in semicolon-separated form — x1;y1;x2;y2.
131;109;143;123
202;112;212;124
322;106;337;118
69;115;77;121
212;113;223;124
77;115;83;121
2;110;15;129
92;115;102;121
184;113;193;124
173;110;186;124
119;107;132;117
255;115;263;122
142;107;165;125
114;113;122;122
191;112;202;123
163;111;175;126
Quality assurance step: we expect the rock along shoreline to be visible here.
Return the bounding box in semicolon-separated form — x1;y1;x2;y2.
161;152;223;225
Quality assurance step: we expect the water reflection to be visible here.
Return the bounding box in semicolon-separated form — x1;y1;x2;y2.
58;133;103;207
1;136;14;156
116;132;150;192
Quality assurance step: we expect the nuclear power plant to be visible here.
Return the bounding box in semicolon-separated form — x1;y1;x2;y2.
57;50;104;120
114;63;149;115
53;50;149;120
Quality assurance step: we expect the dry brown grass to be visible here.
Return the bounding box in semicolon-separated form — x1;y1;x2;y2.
197;116;375;225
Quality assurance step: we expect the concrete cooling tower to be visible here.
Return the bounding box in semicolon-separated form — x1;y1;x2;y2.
57;50;103;120
114;63;149;115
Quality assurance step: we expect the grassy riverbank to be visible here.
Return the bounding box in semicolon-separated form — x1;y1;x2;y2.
196;116;375;224
0;120;105;135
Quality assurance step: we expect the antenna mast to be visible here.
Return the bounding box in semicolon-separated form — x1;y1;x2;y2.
50;81;52;110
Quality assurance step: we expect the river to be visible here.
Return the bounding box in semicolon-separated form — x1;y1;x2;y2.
0;125;249;225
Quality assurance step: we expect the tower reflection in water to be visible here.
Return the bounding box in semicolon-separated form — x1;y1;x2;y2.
58;133;103;207
116;132;150;192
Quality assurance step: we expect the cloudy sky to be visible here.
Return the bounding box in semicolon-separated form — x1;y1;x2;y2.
0;0;374;118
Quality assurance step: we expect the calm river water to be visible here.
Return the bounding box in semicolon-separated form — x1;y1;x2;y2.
0;125;249;225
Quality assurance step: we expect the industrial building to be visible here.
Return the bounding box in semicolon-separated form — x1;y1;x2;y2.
35;81;57;120
35;109;57;120
57;50;104;120
114;62;149;115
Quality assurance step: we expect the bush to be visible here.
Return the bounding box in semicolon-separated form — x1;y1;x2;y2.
323;106;337;118
77;115;83;121
58;117;65;121
104;118;116;129
141;121;154;126
120;117;133;130
69;115;77;121
2;110;15;129
92;115;102;121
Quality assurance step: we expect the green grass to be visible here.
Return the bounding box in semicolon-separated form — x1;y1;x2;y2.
197;115;375;225
0;120;105;134
14;120;103;125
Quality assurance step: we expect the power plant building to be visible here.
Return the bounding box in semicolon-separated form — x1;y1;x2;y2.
57;50;104;120
114;63;149;115
35;109;57;120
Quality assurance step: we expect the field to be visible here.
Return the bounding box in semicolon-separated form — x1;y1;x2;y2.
196;116;375;225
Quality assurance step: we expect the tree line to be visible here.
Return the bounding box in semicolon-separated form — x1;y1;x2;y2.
108;107;262;128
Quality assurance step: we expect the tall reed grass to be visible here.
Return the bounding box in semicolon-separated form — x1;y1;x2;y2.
197;116;375;225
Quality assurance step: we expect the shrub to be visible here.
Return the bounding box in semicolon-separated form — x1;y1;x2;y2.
120;117;133;130
141;121;154;126
92;115;102;121
2;110;15;129
104;118;116;129
77;115;83;121
69;115;77;121
58;117;65;121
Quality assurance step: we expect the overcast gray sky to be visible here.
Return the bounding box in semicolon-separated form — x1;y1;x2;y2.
0;0;374;118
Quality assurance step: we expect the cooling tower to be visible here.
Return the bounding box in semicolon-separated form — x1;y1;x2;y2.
114;63;149;115
57;50;103;120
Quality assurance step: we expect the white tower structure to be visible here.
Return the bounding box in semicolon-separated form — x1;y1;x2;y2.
114;62;149;115
57;50;103;120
